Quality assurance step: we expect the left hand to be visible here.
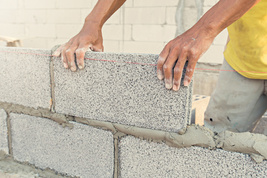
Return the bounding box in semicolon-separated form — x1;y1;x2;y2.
157;29;214;91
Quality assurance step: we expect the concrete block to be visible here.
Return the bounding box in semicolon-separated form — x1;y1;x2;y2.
204;0;218;6
0;0;18;9
55;0;93;9
25;0;56;9
122;41;165;54
23;10;47;24
132;25;176;42
133;0;179;7
0;109;8;154
0;47;51;109
10;113;114;178
119;136;267;177
46;9;81;24
166;7;177;25
54;52;193;132
213;28;228;45
56;24;83;38
25;24;56;38
102;25;132;41
125;7;166;24
0;24;25;37
199;44;225;64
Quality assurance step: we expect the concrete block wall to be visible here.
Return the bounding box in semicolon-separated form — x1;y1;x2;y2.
0;0;226;64
1;47;267;177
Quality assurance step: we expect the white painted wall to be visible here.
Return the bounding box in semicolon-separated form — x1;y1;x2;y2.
0;0;227;64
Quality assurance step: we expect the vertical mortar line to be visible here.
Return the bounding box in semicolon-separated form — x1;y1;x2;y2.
175;0;185;36
49;53;56;112
6;112;13;155
113;137;119;178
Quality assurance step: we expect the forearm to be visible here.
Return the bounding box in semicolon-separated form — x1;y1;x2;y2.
85;0;126;27
193;0;261;38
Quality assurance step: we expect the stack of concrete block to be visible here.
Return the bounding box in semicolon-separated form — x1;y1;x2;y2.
0;47;266;177
0;47;193;177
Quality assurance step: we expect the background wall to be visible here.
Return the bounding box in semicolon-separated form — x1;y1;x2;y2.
0;0;227;64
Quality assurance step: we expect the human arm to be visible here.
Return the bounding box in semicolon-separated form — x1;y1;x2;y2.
53;0;126;71
157;0;261;91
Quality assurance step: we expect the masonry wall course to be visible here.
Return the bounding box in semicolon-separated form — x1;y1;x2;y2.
0;47;51;109
54;52;193;132
119;136;267;178
0;109;8;154
10;113;114;178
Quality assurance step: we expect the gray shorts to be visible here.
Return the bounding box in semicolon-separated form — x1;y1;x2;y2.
204;59;267;133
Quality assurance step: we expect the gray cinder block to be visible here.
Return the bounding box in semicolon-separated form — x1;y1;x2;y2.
0;47;51;109
54;52;192;132
119;136;267;178
10;114;114;178
0;109;8;154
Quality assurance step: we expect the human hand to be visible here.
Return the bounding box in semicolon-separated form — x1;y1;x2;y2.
53;21;104;72
157;29;214;91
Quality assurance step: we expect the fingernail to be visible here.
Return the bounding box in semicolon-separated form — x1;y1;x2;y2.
157;71;164;80
78;64;84;69
70;66;76;72
53;51;60;57
63;63;68;68
184;80;189;86
173;85;179;91
165;81;172;89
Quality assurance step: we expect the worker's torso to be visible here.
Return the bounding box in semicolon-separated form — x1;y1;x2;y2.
224;0;267;79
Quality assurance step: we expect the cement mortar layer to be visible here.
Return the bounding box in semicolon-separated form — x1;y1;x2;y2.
1;100;267;164
53;49;193;133
77;117;267;163
0;109;8;154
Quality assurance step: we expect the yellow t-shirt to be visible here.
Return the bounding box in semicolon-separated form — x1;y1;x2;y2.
224;1;267;79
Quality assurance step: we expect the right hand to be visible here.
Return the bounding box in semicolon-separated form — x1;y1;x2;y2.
53;21;104;72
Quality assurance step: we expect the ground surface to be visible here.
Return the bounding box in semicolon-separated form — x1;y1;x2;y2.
0;152;72;178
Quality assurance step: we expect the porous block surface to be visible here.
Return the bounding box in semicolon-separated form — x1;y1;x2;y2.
0;109;8;154
54;52;192;132
0;47;51;109
119;136;267;177
10;114;114;178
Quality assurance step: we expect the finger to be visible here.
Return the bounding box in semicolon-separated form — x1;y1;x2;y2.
172;51;187;91
61;45;69;69
66;46;78;72
183;59;197;86
75;45;88;69
53;45;63;57
90;44;104;52
157;44;170;80
163;48;179;90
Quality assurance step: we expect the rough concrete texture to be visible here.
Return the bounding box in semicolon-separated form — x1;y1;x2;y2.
0;47;51;109
119;136;267;178
54;52;193;132
0;109;8;154
10;113;114;178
